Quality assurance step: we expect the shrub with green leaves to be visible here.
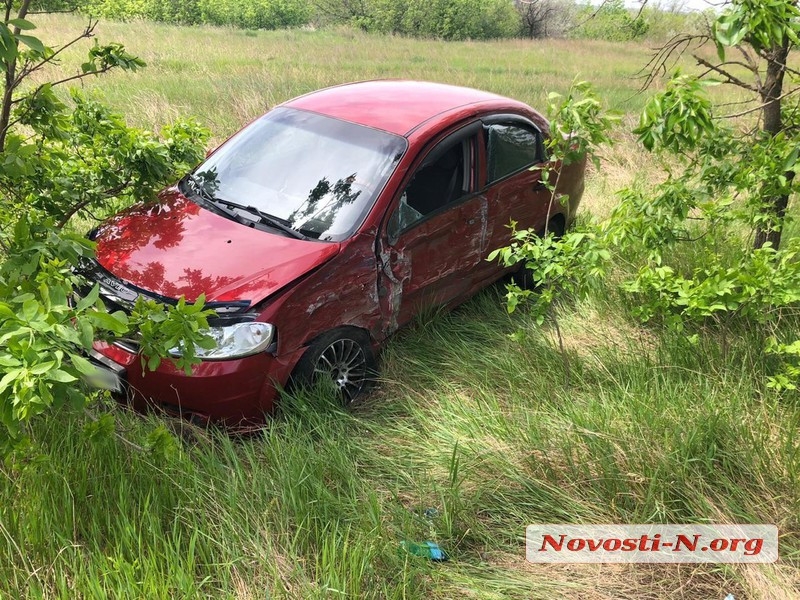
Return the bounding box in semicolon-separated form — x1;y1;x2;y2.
384;0;520;40
83;0;520;39
80;0;312;29
0;218;214;439
613;74;800;387
492;1;800;390
494;68;800;389
489;81;617;321
572;0;649;42
0;10;214;443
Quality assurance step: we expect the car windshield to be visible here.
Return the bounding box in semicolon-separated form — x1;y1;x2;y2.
192;107;407;241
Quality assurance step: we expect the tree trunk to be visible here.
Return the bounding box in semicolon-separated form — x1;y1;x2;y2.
754;39;791;250
0;0;32;154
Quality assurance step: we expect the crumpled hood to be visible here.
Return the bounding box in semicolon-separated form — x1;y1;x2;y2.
93;189;340;304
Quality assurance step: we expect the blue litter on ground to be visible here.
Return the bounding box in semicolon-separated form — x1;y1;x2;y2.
400;541;449;561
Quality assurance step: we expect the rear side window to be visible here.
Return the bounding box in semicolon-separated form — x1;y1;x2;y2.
485;124;544;183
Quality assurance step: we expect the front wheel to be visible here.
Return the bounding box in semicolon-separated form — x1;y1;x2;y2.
291;328;377;404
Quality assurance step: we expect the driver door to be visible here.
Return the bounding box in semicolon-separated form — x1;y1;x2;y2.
378;124;488;330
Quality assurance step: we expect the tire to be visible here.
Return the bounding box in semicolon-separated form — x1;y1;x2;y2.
512;216;566;290
291;327;377;404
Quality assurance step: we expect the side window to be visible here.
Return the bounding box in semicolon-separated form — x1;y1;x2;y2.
388;137;471;238
485;124;543;183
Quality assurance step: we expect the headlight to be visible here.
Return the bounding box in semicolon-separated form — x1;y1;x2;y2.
171;322;275;360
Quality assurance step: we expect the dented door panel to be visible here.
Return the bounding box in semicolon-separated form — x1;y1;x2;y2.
377;194;488;333
486;167;555;256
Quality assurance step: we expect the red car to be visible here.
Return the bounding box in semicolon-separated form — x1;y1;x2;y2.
86;80;586;425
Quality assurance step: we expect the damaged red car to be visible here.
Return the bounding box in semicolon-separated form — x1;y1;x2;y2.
85;80;586;425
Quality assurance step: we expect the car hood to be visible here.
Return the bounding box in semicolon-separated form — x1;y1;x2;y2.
93;189;340;304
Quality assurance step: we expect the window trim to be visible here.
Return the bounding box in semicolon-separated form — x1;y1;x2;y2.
481;115;547;188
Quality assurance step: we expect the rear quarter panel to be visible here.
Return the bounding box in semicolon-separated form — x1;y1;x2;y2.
555;153;587;224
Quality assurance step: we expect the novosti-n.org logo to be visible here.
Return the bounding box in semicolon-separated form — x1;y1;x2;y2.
526;524;778;563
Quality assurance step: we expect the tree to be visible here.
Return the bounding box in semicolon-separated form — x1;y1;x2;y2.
644;0;800;249
311;0;370;26
572;0;650;42
0;3;213;442
516;0;558;39
494;1;800;390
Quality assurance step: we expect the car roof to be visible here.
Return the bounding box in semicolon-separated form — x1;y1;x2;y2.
283;80;536;137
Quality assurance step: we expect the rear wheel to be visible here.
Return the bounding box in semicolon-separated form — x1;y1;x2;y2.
291;328;377;404
512;216;566;290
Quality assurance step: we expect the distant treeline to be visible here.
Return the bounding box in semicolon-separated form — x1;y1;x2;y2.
35;0;709;41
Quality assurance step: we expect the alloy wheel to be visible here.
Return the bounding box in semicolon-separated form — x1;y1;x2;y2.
313;338;368;403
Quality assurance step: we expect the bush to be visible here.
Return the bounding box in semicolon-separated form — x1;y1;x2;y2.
0;15;213;442
88;0;522;39
198;0;311;29
359;0;520;40
638;3;709;43
81;0;311;29
572;0;649;42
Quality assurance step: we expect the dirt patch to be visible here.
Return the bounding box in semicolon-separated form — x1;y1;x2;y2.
545;303;656;362
487;552;746;599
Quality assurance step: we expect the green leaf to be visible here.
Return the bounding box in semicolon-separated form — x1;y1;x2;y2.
48;369;77;383
7;18;35;31
0;29;17;64
0;303;14;319
88;311;128;335
21;298;39;321
29;361;55;375
76;284;100;312
15;34;45;54
69;353;96;376
0;369;22;394
715;40;725;63
78;319;94;350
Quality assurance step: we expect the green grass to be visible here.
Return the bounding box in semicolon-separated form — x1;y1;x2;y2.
5;292;798;598
1;14;799;600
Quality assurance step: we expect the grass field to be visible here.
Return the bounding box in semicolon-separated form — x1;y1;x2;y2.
32;15;660;137
1;14;798;599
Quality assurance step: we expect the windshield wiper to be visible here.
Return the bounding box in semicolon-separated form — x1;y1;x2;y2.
183;174;243;223
211;198;310;241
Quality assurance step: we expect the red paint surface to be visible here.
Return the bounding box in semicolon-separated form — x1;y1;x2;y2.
286;80;511;136
95;340;300;424
94;189;340;303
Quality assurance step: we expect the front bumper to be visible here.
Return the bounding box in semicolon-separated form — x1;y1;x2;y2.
92;341;301;425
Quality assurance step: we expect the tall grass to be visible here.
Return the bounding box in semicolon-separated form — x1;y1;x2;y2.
1;14;798;599
4;290;797;597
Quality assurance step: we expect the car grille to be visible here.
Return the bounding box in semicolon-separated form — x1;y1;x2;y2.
73;260;147;354
73;259;254;355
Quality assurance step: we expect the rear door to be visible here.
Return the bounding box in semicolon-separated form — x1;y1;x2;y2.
479;117;554;279
377;123;488;330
